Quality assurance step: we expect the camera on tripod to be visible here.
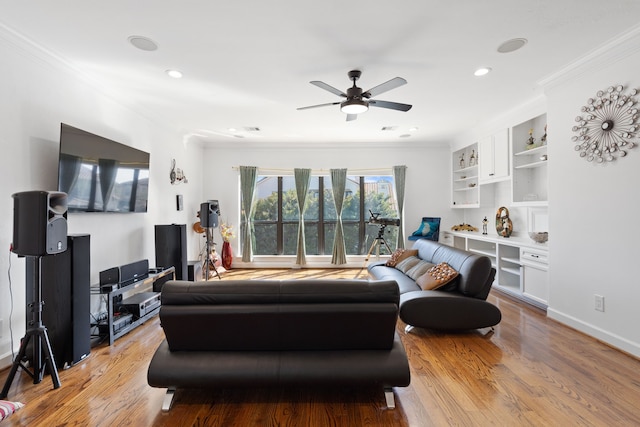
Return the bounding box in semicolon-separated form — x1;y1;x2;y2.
368;210;400;227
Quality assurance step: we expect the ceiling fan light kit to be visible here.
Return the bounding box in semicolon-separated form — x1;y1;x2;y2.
298;70;412;121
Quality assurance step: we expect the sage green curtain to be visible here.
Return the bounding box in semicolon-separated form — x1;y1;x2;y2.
330;168;347;265
294;168;311;265
393;165;407;249
239;166;258;262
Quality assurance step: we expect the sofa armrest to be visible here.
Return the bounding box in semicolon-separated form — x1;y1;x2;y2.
399;290;502;330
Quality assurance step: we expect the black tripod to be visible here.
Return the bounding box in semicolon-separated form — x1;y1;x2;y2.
1;256;60;398
365;223;393;262
202;228;221;280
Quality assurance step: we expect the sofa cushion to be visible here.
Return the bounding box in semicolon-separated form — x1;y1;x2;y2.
405;260;436;280
394;256;421;274
385;249;418;267
416;262;459;290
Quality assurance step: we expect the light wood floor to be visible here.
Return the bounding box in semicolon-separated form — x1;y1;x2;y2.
1;268;639;426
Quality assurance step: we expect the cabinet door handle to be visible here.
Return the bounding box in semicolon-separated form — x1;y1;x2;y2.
531;254;539;258
489;173;494;176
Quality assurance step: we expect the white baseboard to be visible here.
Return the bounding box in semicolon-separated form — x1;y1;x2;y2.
547;308;640;359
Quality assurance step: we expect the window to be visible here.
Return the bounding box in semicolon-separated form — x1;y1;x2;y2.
247;174;399;256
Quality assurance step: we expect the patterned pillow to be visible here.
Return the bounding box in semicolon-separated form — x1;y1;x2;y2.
385;249;418;267
0;400;25;421
416;262;459;290
411;220;439;239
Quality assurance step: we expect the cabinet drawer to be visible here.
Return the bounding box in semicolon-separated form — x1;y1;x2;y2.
521;248;548;266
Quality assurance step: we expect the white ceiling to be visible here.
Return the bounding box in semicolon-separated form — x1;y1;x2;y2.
2;1;640;146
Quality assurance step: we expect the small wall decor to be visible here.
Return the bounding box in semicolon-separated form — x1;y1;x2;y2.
170;159;188;184
572;84;638;163
495;206;513;238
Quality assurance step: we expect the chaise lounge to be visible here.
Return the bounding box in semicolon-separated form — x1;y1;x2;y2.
368;238;502;331
147;279;411;411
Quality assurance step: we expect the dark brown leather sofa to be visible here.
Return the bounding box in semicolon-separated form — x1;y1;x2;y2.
147;279;411;411
368;239;501;331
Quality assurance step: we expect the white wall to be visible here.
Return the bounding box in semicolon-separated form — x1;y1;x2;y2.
542;32;640;357
200;140;456;267
0;28;204;366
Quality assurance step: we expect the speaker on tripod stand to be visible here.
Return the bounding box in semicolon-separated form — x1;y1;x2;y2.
200;200;221;280
1;191;67;398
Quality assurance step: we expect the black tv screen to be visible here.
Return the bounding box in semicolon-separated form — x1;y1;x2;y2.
57;123;150;213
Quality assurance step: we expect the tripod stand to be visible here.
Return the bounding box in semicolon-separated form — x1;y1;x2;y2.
365;223;393;262
1;256;60;398
201;228;221;280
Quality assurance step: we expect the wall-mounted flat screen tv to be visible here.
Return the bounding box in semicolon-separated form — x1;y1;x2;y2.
57;123;150;213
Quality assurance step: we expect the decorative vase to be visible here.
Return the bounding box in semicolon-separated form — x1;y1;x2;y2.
221;241;233;269
495;206;513;238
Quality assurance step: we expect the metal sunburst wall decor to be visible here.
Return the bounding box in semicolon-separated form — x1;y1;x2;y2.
572;84;638;163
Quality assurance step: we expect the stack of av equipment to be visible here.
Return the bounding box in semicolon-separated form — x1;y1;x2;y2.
116;292;161;319
154;224;187;280
26;234;91;369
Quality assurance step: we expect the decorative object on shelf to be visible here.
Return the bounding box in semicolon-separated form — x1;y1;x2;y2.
540;154;548;161
495;206;513;238
219;222;235;269
527;128;536;147
572;84;638;163
459;152;465;169
482;216;488;235
468;182;477;188
469;149;476;166
529;232;549;244
451;223;478;232
540;124;547;145
170;159;188;184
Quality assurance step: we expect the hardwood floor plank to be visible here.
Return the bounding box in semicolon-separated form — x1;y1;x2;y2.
1;268;639;426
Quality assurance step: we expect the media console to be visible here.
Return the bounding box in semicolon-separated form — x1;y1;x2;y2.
91;266;175;345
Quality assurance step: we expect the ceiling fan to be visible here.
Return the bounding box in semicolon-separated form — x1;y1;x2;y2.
297;70;412;121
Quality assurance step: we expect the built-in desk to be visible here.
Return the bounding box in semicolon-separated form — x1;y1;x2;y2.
441;231;548;309
91;267;175;345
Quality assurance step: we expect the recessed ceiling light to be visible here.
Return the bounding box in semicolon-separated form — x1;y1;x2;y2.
409;127;419;132
127;35;158;51
166;69;183;79
399;134;411;138
474;67;492;77
228;128;237;132
497;38;528;53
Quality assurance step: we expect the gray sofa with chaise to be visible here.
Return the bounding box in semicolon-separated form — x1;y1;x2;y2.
147;279;411;411
368;239;501;331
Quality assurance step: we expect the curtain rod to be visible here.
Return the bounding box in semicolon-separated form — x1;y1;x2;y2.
231;166;403;174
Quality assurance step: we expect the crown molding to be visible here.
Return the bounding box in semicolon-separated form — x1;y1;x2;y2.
537;23;640;91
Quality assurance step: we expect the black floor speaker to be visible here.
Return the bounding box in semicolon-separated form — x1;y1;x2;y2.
155;224;187;280
26;234;91;369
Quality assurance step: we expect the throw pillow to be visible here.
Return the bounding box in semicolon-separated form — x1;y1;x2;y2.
0;400;25;421
395;256;421;274
405;260;436;280
416;262;459;290
385;249;418;267
411;220;439;239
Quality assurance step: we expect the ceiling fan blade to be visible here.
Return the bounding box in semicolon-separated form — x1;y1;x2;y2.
346;114;358;122
310;81;347;97
363;77;407;98
297;101;341;110
369;100;412;112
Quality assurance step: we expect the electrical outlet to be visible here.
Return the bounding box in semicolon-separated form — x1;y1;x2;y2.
594;294;605;312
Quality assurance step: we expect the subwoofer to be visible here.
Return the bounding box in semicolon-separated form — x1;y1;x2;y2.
155;224;188;280
26;234;90;368
12;191;68;256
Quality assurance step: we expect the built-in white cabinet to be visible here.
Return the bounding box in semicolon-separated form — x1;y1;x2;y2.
451;143;479;208
478;128;510;184
521;247;549;306
511;114;548;206
442;231;548;309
